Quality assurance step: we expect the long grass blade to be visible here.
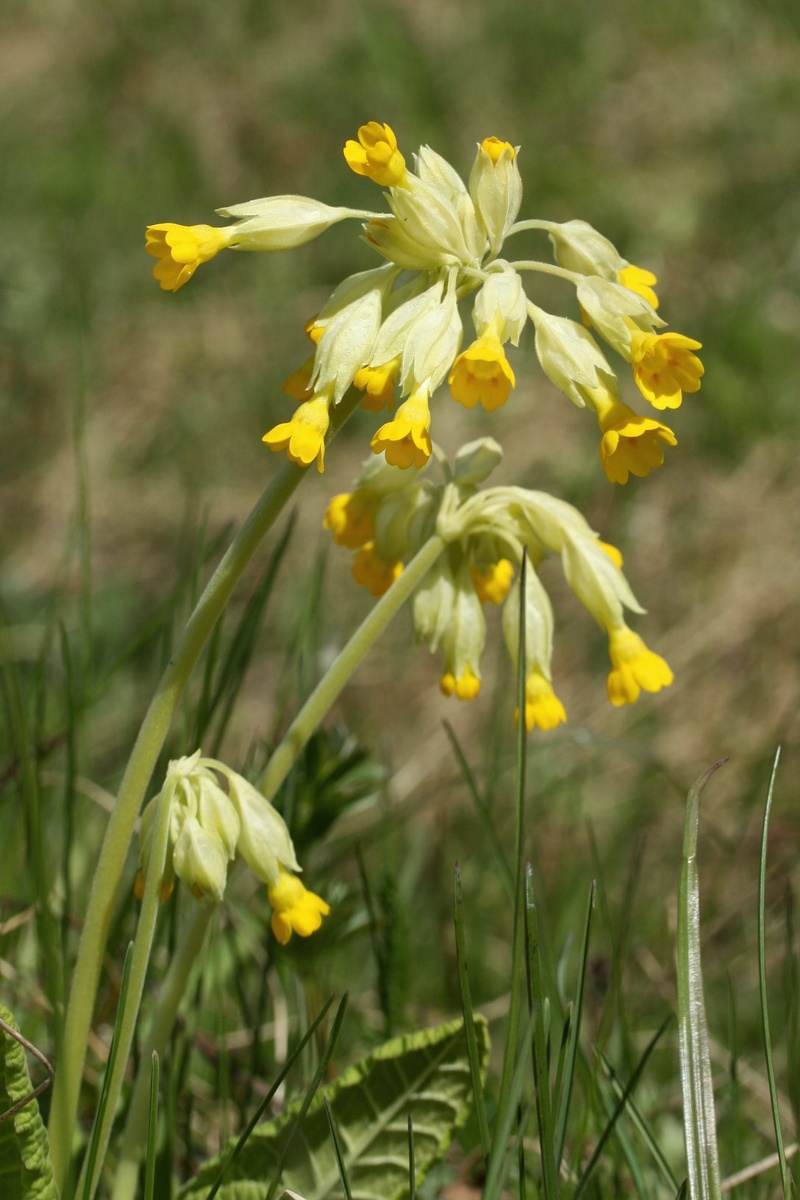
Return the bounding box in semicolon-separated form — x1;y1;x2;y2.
323;1098;353;1200
444;722;514;902
574;1013;672;1199
554;880;595;1169
677;761;725;1200
524;863;558;1198
265;992;349;1200
453;862;491;1162
757;747;792;1198
484;1012;536;1200
601;1050;680;1191
80;942;135;1200
143;1052;159;1200
203;991;340;1200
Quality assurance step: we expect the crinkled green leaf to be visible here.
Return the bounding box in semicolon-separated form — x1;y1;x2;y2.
179;1015;489;1200
0;1006;58;1200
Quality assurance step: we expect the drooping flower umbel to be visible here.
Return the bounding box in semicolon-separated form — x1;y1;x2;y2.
146;122;702;481
324;441;673;731
136;752;329;942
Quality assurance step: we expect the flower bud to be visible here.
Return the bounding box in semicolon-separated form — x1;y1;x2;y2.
469;138;523;258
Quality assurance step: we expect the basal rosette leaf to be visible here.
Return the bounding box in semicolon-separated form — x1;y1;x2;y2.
0;1006;57;1200
178;1015;489;1200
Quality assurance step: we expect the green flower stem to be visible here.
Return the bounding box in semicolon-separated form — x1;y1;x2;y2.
111;902;215;1200
48;390;361;1194
111;531;447;1200
257;531;446;800
76;784;175;1200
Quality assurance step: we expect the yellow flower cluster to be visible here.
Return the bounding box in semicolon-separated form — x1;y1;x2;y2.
323;441;673;731
136;752;329;944
145;121;703;485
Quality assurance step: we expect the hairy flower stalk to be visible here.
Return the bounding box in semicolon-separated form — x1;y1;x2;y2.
147;121;702;482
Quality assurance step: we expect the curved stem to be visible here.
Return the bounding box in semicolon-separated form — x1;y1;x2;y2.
48;390;361;1193
76;784;175;1200
507;259;580;285
257;532;446;800
111;903;215;1200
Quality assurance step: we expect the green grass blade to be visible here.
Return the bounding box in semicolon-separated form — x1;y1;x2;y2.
601;1050;680;1192
453;862;491;1162
524;864;558;1199
323;1099;353;1200
785;883;800;1133
444;722;514;902
677;761;725;1200
80;942;135;1200
554;880;595;1170
265;993;349;1200
484;1012;536;1200
574;1012;672;1199
726;974;742;1175
758;747;793;1199
143;1052;159;1200
203;992;339;1200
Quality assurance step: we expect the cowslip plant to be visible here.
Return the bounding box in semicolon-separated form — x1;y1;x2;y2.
42;122;703;1199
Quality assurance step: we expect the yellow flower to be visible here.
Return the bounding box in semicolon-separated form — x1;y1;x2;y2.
145;223;233;291
267;868;330;945
343;122;408;188
630;331;704;409
282;357;315;401
354;360;399;413
595;396;677;485
440;667;481;701
519;670;567;733
449;335;515;411
323;491;378;549
617;265;659;310
370;387;432;469
305;316;324;344
471;559;514;605
352;542;403;596
606;626;673;706
262;395;330;472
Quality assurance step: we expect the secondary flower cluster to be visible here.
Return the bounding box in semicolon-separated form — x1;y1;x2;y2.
146;122;703;484
136;752;329;943
324;441;673;730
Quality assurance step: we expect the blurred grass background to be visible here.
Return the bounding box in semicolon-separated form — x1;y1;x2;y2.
2;0;800;1186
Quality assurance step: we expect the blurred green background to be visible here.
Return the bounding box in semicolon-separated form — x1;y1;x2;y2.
2;0;800;1176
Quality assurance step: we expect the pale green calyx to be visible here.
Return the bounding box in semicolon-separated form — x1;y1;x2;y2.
137;751;298;902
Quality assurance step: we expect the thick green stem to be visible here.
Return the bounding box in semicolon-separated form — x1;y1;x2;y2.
257;532;446;800
77;784;175;1200
111;903;214;1200
49;389;360;1193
